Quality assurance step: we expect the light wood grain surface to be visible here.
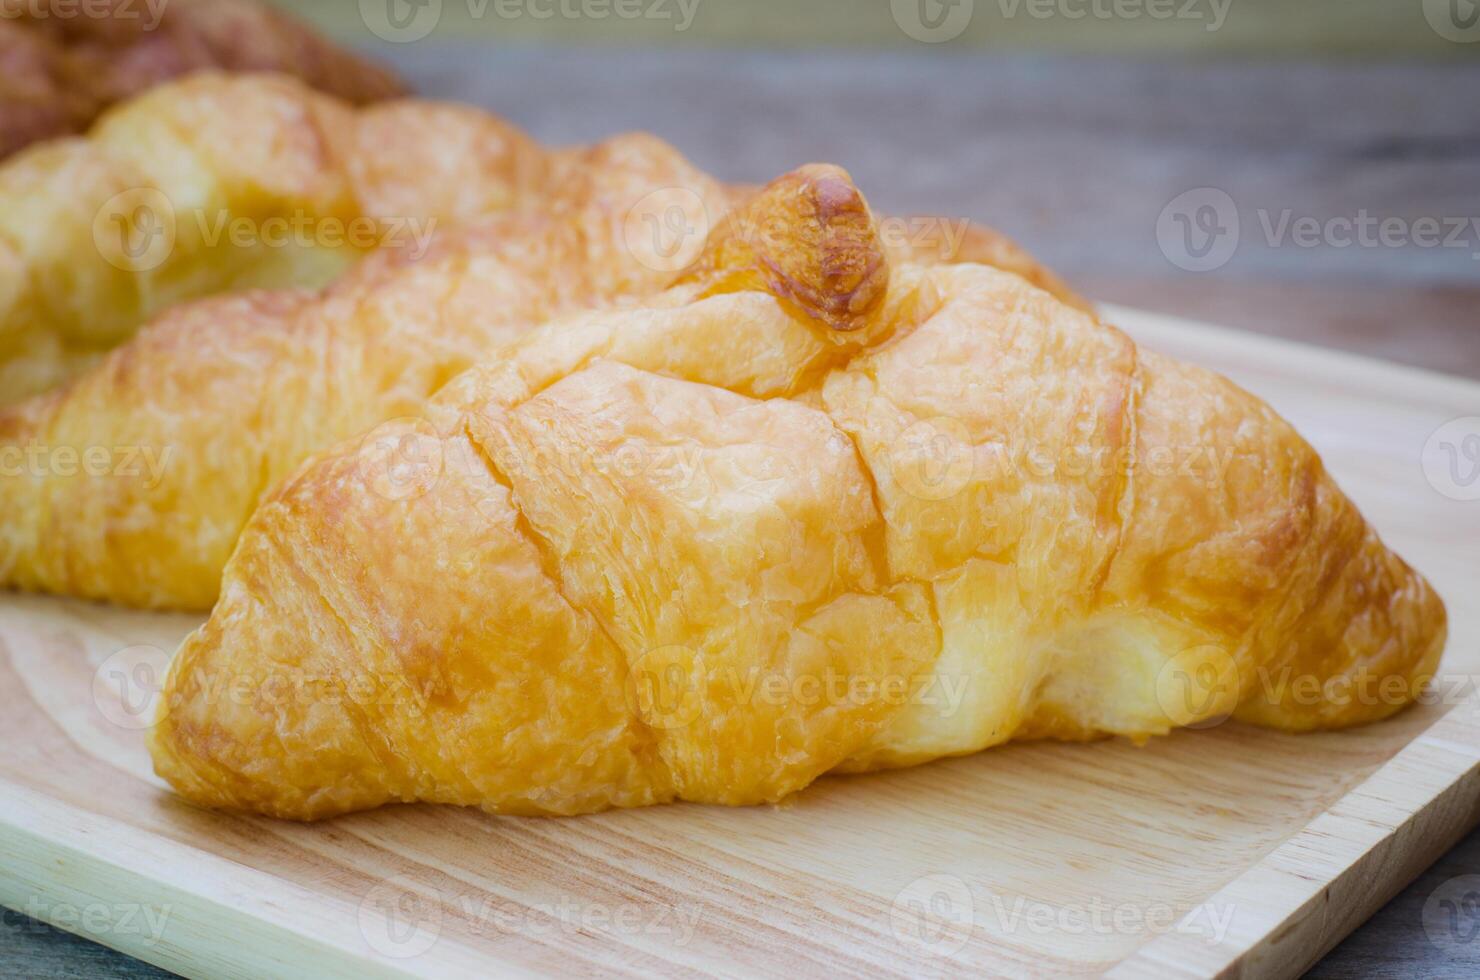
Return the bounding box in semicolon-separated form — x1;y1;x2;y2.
4;47;1479;978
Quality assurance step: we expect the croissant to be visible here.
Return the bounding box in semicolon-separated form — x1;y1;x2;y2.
0;132;736;608
0;140;1083;610
148;165;1446;820
0;71;542;403
0;0;403;160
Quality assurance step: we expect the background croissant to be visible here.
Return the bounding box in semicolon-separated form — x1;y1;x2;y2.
148;165;1446;821
0;133;735;609
0;71;542;404
0;0;404;161
0;133;1082;610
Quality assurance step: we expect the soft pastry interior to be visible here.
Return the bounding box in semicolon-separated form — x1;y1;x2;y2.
146;165;1446;820
0;71;542;404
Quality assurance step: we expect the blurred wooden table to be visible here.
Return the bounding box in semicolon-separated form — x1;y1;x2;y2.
5;48;1478;978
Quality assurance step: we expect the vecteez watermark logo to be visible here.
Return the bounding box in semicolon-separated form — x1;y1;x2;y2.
624;645;705;730
891;0;975;42
892;0;1230;42
1158;188;1480;273
890;874;976;956
360;0;701;42
359;0;443;42
1;0;169;31
357;417;445;502
359;875;443;959
351;414;716;504
1424;875;1480;958
622;185;712;274
93;187;176;274
94;657;467;731
356;875;703;958
92;188;439;273
887;876;1236;957
1423;417;1480;502
449;893;702;945
883;422;1240;503
1154;645;1240;729
1150;658;1456;727
0;442;173;487
986;894;1236;944
1156;187;1240;272
996;0;1230;30
92;644;171;731
888;416;977;502
1424;0;1480;42
624;648;972;732
3;898;173;946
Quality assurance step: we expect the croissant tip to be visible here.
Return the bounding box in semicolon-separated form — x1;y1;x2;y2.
790;162;859;201
685;162;890;334
785;165;889;332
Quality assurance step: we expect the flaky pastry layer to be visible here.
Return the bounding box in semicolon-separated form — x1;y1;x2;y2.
147;166;1446;820
0;71;540;403
0;129;1083;609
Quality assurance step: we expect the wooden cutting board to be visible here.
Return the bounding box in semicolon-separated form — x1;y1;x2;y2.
2;306;1478;979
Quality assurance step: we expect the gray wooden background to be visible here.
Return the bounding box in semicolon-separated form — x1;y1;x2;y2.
4;44;1479;978
393;46;1480;378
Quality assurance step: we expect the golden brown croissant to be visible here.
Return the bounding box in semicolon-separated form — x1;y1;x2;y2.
0;0;403;160
148;165;1446;820
0;132;732;608
0;71;541;403
0;138;1082;609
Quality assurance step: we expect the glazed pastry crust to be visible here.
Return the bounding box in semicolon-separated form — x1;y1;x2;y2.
148;166;1446;820
0;136;1082;610
0;133;732;608
0;71;539;404
0;0;403;160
